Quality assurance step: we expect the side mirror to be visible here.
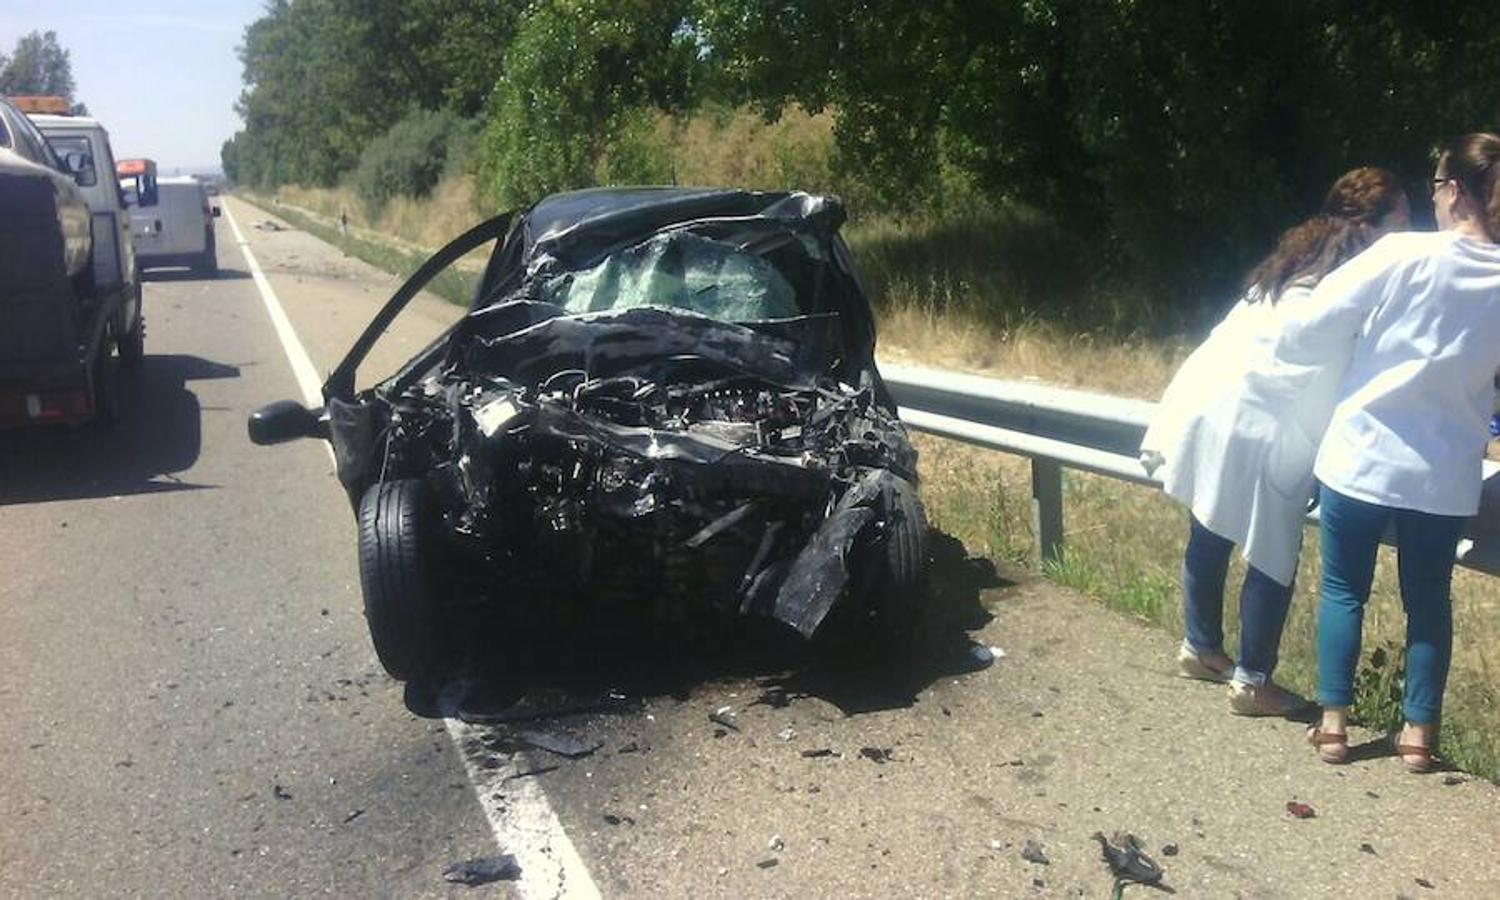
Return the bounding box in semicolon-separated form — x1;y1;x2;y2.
62;151;93;181
248;400;327;445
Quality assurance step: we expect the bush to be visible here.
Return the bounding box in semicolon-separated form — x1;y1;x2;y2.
353;109;479;212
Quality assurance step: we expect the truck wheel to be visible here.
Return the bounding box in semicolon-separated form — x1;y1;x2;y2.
357;479;450;681
870;479;931;651
117;286;145;368
92;327;120;427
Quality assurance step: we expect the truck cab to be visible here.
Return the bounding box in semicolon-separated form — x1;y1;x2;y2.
26;101;146;366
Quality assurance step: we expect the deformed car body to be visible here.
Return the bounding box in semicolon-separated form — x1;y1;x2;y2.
251;188;928;680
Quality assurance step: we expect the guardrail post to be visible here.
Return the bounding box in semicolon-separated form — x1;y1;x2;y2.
1031;459;1064;569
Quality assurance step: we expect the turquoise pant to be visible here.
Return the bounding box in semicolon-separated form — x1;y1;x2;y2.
1316;486;1465;724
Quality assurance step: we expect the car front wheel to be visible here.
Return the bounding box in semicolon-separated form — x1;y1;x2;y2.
357;479;450;681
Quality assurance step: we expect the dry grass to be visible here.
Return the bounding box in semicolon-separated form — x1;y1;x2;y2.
278;175;483;251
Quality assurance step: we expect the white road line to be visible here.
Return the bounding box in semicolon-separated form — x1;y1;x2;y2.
226;198;601;899
221;202;324;408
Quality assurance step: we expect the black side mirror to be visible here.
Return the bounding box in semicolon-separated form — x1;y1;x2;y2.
248;400;327;445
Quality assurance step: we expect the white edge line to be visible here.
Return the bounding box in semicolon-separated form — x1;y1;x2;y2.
225;198;600;899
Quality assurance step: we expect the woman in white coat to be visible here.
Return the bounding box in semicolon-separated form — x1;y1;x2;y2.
1142;168;1410;716
1293;134;1500;771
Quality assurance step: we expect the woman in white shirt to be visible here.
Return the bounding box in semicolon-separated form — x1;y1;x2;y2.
1142;169;1410;716
1296;134;1500;771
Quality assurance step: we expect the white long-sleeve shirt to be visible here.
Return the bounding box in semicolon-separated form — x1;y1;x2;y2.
1284;231;1500;516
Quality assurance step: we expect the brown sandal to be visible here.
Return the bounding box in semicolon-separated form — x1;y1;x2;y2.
1307;726;1349;764
1394;740;1437;774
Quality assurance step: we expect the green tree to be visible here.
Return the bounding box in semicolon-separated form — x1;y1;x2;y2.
478;0;700;207
0;30;83;111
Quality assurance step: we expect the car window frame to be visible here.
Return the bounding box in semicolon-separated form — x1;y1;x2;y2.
45;133;98;185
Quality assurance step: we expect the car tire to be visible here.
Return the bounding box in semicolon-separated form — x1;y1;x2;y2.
196;231;218;276
357;478;449;681
117;286;145;368
870;478;931;649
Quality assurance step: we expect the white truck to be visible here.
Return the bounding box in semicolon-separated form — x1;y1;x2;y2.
128;174;219;274
26;102;146;364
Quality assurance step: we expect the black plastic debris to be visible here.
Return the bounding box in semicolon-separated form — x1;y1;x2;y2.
756;858;779;870
1415;877;1435;889
709;707;741;732
443;854;522;886
1160;844;1178;858
501;764;560;783
516;729;603;759
1021;840;1049;865
342;809;365;824
1442;775;1465;786
272;784;293;801
1093;832;1162;889
753;687;792;709
800;748;839;759
858;747;894;764
1359;843;1376;855
603;813;635;826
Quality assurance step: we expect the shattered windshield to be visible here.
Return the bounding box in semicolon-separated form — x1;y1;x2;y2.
537;228;822;322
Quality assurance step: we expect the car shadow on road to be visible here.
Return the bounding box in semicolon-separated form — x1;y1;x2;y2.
0;353;239;505
409;529;1014;722
143;268;252;283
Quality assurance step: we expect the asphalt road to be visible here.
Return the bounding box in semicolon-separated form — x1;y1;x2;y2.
3;197;1499;899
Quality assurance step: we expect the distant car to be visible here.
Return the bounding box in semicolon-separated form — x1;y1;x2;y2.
250;188;930;681
128;175;219;274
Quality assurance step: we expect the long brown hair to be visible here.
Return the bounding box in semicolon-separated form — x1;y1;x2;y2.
1244;167;1404;302
1440;133;1500;243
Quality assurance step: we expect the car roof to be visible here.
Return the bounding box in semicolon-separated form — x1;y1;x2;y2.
525;187;843;246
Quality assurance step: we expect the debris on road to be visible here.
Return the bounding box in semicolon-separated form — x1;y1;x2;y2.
1359;843;1377;855
253;220;285;232
1442;775;1465;786
1021;839;1049;865
769;834;785;852
501;764;560;783
858;747;894;764
272;784;292;801
777;726;797;742
1092;831;1164;892
756;858;779;870
1285;801;1316;819
1160;843;1178;857
442;854;522;886
753;687;792;709
1415;877;1435;889
515;729;603;759
800;748;839;759
710;706;741;732
342;808;365;824
602;813;635;826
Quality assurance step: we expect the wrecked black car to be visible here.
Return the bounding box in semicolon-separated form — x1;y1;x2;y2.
250;188;928;680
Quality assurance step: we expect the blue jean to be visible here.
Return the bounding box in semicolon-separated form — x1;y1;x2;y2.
1316;486;1465;724
1182;516;1295;685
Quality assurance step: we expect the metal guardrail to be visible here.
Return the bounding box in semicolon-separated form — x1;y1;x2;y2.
880;360;1500;577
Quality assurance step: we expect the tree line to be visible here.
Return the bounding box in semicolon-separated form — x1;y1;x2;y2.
222;0;1500;309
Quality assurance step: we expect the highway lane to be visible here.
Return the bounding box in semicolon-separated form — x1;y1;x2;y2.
0;209;504;897
6;195;1500;899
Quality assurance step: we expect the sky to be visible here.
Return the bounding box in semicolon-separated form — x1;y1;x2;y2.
1;1;267;174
